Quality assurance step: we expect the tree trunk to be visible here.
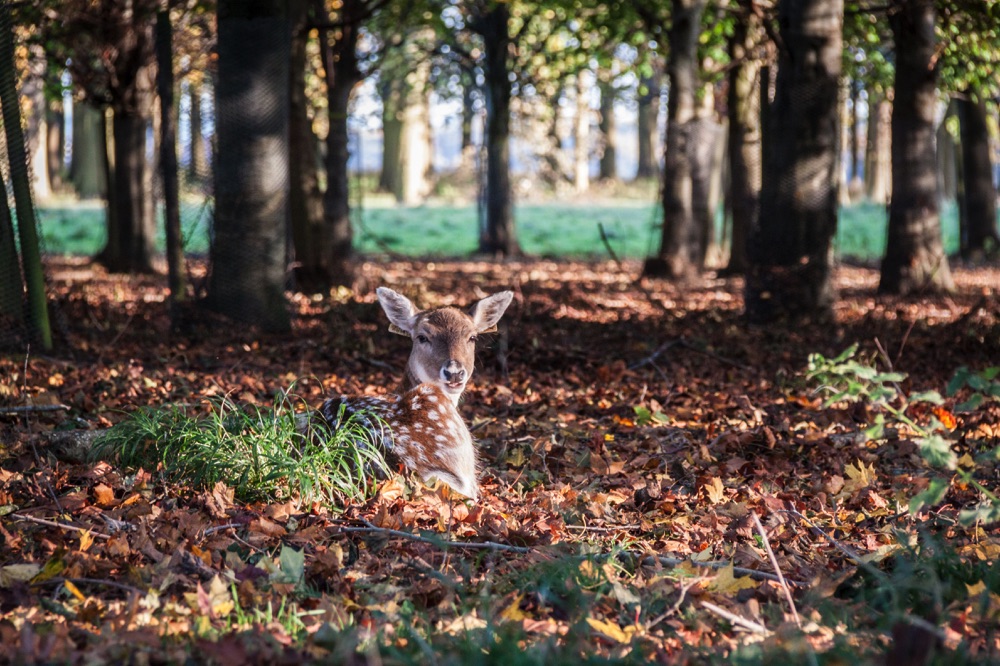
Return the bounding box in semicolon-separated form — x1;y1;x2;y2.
723;9;761;275
155;10;186;308
461;76;475;153
478;3;519;256
188;80;206;184
70;101;107;199
957;90;999;260
642;0;706;280
635;73;660;179
288;0;325;291
0;3;51;348
46;95;64;193
848;79;862;188
0;165;23;325
207;0;291;332
744;0;842;322
864;91;891;204
598;78;617;180
22;45;50;201
379;35;432;205
574;70;590;193
99;105;156;273
320;5;361;285
879;0;954;294
379;77;403;193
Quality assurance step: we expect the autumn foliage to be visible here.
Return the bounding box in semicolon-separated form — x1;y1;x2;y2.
1;258;999;663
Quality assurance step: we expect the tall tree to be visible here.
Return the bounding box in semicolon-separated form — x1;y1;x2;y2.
635;70;660;180
474;2;520;256
722;0;762;275
879;0;954;294
597;74;617;181
207;0;291;332
641;0;707;280
155;9;186;310
745;0;842;321
34;0;159;273
956;90;999;260
1;3;52;348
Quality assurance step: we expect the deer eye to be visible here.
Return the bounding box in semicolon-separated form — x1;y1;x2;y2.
469;335;477;343
416;334;430;344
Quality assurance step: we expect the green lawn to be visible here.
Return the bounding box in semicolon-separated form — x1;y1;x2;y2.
34;198;963;262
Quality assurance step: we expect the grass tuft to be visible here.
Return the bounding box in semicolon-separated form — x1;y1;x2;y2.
91;387;391;506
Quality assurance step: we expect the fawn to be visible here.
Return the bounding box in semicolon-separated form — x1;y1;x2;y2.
315;288;514;500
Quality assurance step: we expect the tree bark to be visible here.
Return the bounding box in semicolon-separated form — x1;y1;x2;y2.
598;77;617;180
574;70;590;193
635;73;660;179
879;0;954;294
188;80;207;184
745;0;842;322
155;10;186;308
288;0;325;291
0;3;51;348
957;90;999;260
207;0;291;332
46;95;64;193
70;101;107;199
320;3;362;285
642;0;706;280
0;165;23;325
864;91;891;204
99;105;156;273
478;3;519;256
723;8;761;275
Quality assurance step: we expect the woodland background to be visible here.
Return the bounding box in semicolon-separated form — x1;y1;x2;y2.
1;0;999;663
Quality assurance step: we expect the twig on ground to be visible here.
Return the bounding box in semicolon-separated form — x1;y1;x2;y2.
565;524;641;532
780;509;887;580
630;337;749;372
751;512;801;627
701;601;770;635
0;404;72;415
648;574;706;629
337;519;533;554
13;513;111;540
40;576;145;596
203;522;245;536
639;554;807;586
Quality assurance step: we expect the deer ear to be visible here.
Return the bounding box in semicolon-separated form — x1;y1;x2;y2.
468;291;514;333
377;287;418;336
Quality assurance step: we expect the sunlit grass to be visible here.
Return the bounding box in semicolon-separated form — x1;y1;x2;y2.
35;196;967;262
91;387;391;506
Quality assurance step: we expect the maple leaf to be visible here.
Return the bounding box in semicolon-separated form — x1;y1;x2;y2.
842;460;876;496
707;564;759;594
586;617;636;644
704;477;725;504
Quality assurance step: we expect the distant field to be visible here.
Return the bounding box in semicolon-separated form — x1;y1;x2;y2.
34;198;962;262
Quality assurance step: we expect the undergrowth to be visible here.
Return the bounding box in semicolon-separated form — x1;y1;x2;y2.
91;387;391;506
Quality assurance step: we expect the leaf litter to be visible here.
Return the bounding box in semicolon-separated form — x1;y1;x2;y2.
1;257;999;663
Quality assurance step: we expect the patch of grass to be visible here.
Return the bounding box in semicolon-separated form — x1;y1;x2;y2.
91;388;390;506
38;197;974;262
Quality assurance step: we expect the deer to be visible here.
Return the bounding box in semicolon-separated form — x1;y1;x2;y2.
312;288;515;501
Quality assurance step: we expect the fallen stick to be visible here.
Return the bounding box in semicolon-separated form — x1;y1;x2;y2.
0;404;71;415
338;520;533;554
13;513;111;540
751;511;801;626
701;601;770;635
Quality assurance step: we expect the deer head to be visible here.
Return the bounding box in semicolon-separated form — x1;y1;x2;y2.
376;287;514;405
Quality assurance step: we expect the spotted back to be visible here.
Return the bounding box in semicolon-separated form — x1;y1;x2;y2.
319;383;478;500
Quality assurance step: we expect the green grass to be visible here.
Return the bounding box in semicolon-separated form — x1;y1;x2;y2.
34;197;966;262
90;388;391;506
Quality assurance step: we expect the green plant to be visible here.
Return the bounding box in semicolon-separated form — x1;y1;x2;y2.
91;387;391;506
806;345;1000;524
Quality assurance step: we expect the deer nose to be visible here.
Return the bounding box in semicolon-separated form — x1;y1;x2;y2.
441;362;466;384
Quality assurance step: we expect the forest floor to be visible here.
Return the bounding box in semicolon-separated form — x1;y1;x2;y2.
1;257;999;664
